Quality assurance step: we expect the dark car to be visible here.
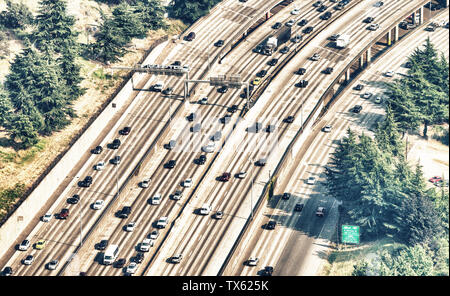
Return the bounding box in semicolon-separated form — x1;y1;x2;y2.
255;158;267;166
218;86;228;93
2;266;13;276
268;58;278;66
111;155;121;165
134;252;144;263
215;39;224;47
111;138;121;149
219;172;231;182
364;17;374;23
212;131;222;141
272;22;282;29
185;32;196;41
257;69;267;77
321;11;332;20
59;208;69;219
313;1;322;7
120;126;131;135
166;160;176;169
198;155;207;165
303;26;314;34
266;221;276;230
92;145;103;154
280;46;289;54
228;105;239;113
68;194;80;204
242;85;254;97
162;87;174;95
79;176;92;187
317;5;328;12
282;192;291;200
351;105;363;113
118;206;131;219
262;266;273;276
354;84;364;91
295;67;306;75
298;19;308;26
97;240;108;250
284;116;295;123
115;258;126;268
324;67;334;74
294;203;304;211
296;80;308;88
187;112;196;122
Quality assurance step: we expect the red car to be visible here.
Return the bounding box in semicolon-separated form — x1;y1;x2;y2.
219;172;231;182
59;208;69;219
429;176;442;184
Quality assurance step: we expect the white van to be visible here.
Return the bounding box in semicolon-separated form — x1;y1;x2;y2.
103;244;119;265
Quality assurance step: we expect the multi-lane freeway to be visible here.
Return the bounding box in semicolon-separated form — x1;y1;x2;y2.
0;0;448;276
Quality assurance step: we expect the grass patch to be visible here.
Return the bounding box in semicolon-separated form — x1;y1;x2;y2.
321;237;406;275
92;68;113;80
16;139;47;165
0;182;26;219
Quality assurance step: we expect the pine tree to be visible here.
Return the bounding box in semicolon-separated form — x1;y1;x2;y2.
33;0;79;55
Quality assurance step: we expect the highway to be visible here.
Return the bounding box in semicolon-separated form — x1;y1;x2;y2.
222;11;449;276
145;0;432;276
0;0;283;276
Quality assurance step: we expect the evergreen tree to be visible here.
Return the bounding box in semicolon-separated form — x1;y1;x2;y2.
134;0;167;31
398;192;442;246
0;0;33;29
32;0;79;55
0;86;13;127
171;0;220;24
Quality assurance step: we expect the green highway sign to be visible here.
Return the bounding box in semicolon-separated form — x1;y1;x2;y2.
341;225;360;244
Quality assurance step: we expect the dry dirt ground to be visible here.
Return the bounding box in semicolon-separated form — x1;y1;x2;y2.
0;0;186;217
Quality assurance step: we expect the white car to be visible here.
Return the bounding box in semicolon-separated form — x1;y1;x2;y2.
322;125;332;133
42;213;52;222
291;8;300;15
19;240;30;251
151;193;162;205
183;178;193;188
247;257;259;266
385;71;395;77
362;92;373;99
47;259;59;270
237;171;247;179
149;230;159;240
306;177;316;185
92;200;105;210
316;207;326;217
94;161;105;171
374;96;383;104
156;216;168;228
199;204;211;215
199;97;208;105
141;178;150;188
368;23;379;31
172;190;183;200
23;255;34;265
202;143;215;153
286;19;295;27
171;254;183;263
126;262;138;274
311;53;320;61
125;222;136;232
139;238;154;252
